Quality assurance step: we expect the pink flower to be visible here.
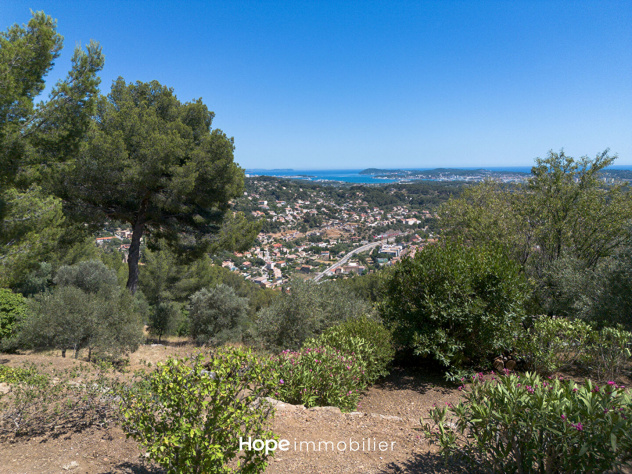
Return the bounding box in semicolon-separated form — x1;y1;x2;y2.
607;381;616;386
574;422;583;431
561;415;566;420
279;379;284;384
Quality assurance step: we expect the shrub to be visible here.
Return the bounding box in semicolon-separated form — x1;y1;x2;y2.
516;317;632;380
269;345;366;411
118;348;276;474
0;363;119;437
256;279;371;351
515;317;592;375
424;372;632;473
304;315;394;385
188;284;250;346
0;288;27;346
380;241;529;373
583;325;632;382
147;301;183;342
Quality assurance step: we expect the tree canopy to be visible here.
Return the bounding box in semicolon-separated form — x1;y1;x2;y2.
440;149;632;314
63;78;251;293
0;11;104;286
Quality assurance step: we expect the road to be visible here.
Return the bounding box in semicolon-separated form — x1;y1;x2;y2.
313;240;386;282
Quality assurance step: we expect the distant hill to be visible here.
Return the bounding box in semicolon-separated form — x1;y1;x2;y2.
360;168;526;177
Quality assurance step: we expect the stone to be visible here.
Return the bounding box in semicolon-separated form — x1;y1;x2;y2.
62;461;79;470
493;357;504;372
0;382;11;395
505;359;517;371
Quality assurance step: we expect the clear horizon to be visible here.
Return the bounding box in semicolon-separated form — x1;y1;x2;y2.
2;1;631;168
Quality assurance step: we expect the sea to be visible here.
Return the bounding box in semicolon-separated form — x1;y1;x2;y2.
245;165;632;185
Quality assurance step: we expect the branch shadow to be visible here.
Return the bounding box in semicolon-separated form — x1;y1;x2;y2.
378;452;472;473
373;366;456;396
101;461;164;473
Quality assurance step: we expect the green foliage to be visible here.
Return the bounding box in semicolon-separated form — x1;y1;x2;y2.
141;246;275;319
440;150;632;315
12;261;143;360
380;241;529;372
256;279;371;351
0;186;65;287
0;364;45;385
0;11;103;187
119;349;276;474
147;301;183;342
269;346;366;411
0;288;27;344
516;317;593;375
188;284;250;346
516;317;632;380
15;262;53;297
589;241;632;329
334;270;390;303
583;326;632;382
305;316;395;385
64;78;251;292
424;372;632;473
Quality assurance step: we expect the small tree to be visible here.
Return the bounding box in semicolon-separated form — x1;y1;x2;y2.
188;284;249;346
148;301;182;343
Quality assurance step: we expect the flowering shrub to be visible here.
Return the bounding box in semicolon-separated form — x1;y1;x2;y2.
269;345;367;411
423;371;632;472
304;315;395;385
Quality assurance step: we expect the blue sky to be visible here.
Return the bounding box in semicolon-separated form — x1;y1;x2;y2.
2;1;631;169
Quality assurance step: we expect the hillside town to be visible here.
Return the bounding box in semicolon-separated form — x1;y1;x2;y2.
94;176;452;289
207;177;450;288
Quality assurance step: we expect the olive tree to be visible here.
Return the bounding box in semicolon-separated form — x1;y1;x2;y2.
14;260;143;359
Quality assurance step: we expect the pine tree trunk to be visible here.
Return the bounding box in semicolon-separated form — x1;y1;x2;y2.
126;199;149;294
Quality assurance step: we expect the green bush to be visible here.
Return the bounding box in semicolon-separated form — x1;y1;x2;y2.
516;317;632;380
119;348;276;474
188;284;250;346
0;288;27;345
380;241;529;373
304;316;394;385
516;317;592;375
583;325;632;382
424;372;632;472
256;279;371;351
147;301;183;342
269;346;367;411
